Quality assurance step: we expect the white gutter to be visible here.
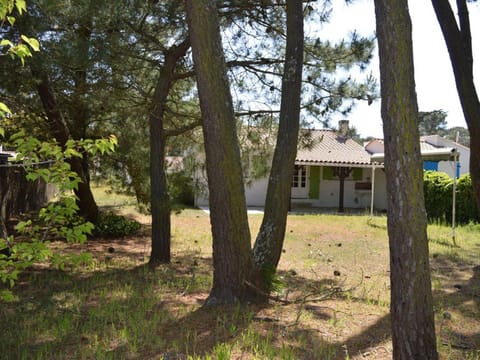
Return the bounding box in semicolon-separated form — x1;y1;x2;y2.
370;147;459;163
295;161;383;169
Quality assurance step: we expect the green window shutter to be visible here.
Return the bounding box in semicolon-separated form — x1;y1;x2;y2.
323;166;334;180
309;166;320;199
353;168;363;181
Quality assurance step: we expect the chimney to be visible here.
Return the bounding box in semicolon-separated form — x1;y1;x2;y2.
338;120;349;137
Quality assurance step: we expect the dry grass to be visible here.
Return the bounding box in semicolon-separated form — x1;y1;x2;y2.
1;188;479;359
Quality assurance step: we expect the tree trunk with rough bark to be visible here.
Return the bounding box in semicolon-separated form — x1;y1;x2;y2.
374;0;438;359
253;0;303;276
68;19;98;222
31;65;99;223
149;38;190;265
186;0;259;304
431;0;480;220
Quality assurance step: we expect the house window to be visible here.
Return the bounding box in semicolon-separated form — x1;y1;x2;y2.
292;165;307;188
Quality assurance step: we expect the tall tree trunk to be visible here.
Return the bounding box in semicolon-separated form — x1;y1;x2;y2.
374;1;438;359
149;38;190;265
431;0;480;220
253;0;304;275
69;19;98;223
31;64;99;223
338;176;345;213
186;0;258;304
333;167;352;213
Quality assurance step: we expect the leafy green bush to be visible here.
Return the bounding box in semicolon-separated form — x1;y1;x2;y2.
168;170;194;207
423;171;478;224
456;174;478;224
423;171;452;222
0;134;117;301
93;212;141;238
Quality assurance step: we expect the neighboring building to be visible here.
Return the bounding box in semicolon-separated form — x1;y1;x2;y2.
165;156;184;172
0;152;12;165
366;135;468;179
194;121;467;212
420;135;469;177
0;149;56;220
0;147;15;165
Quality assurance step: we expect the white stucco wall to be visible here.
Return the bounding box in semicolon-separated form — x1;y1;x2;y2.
315;179;372;209
436;150;469;178
244;178;269;206
194;175;268;207
372;169;388;211
292;166;388;211
195;164;389;211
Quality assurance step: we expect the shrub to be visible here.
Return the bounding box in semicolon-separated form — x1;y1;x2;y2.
93;212;141;238
168;171;194;206
456;174;478;224
423;171;452;223
423;171;478;224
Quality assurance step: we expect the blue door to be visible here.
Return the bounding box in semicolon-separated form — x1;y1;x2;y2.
424;161;438;171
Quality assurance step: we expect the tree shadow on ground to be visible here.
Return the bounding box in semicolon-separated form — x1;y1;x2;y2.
2;247;479;359
139;269;394;359
431;254;480;355
1;253;213;359
1;256;393;359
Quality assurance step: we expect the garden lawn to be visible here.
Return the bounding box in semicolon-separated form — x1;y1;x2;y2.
1;191;479;359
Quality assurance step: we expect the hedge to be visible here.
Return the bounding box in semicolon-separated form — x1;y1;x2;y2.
456;174;478;224
423;171;478;224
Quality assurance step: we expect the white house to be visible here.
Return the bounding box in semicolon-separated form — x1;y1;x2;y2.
194;121;468;212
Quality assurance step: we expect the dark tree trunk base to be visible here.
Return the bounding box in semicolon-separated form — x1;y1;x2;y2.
205;285;268;306
148;256;170;268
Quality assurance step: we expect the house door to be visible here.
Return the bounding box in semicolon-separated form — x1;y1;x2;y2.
291;165;308;198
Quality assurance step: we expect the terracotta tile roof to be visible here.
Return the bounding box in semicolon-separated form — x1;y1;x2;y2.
296;129;372;166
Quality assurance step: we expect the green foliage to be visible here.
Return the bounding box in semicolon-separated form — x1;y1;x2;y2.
0;35;39;64
456;174;478;224
0;0;37;119
101;153;196;211
92;212;140;238
1;0;377;214
0;0;117;301
0;134;117;301
0;102;11;118
211;342;232;360
168;170;194;207
423;171;453;222
238;124;275;183
442;126;470;147
0;0;39;65
261;265;285;293
0;0;26;18
423;171;478;224
50;251;94;271
418;110;448;136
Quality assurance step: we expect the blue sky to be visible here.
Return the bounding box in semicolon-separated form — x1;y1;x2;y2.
318;0;480;138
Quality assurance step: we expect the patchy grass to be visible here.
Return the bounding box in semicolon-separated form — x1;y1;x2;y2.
1;190;479;359
92;185;137;209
